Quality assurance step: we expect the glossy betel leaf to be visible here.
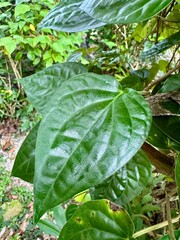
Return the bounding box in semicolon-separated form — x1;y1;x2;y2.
140;31;180;59
34;73;152;222
91;150;152;205
38;0;106;32
159;74;180;93
59;199;134;240
80;0;172;24
11;123;39;183
20;62;87;115
175;154;180;213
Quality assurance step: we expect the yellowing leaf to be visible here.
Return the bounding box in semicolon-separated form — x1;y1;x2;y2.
30;24;36;31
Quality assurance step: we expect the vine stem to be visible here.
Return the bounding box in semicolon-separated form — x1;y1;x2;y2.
144;63;180;91
133;215;180;238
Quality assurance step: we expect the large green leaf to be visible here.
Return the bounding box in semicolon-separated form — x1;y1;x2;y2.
11;123;39;183
80;0;172;24
20;62;87;115
91;150;152;205
39;0;106;32
59;199;134;240
34;73;152;222
140;31;180;59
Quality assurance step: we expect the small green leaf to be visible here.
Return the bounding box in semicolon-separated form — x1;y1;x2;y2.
153;117;180;148
0;2;12;8
15;4;31;18
20;62;87;115
27;50;35;61
91;150;152;205
34;73;152;222
159;74;180;93
59;200;134;240
37;219;60;237
11;123;39;183
16;0;30;4
141;31;180;59
80;0;172;24
65;204;79;221
39;0;106;32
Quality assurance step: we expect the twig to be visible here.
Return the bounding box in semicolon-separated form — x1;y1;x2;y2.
133;215;180;238
144;63;180;91
166;192;176;240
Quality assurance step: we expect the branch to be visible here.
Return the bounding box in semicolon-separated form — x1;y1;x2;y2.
133;215;180;238
144;63;180;91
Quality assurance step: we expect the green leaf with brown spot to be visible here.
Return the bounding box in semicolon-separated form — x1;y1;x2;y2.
59;199;134;240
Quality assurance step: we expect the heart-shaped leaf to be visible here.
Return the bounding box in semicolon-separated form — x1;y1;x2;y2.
91;150;152;205
39;0;106;32
20;62;87;115
80;0;172;24
11;123;40;183
34;73;152;222
59;199;134;240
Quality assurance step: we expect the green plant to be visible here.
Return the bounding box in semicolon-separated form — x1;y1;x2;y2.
0;0;84;129
12;0;180;239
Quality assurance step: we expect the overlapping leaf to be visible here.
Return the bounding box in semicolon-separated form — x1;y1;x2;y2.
39;0;106;32
11;123;40;183
80;0;172;24
159;74;180;93
20;62;87;115
59;200;134;240
34;72;152;222
141;31;180;59
91;150;152;205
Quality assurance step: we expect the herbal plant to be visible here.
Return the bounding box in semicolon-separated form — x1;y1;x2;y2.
12;0;180;239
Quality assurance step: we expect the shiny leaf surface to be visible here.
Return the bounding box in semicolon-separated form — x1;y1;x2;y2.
34;73;152;222
80;0;172;24
59;199;134;240
91;150;152;205
11;123;39;183
20;62;87;115
39;0;106;32
141;31;180;59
